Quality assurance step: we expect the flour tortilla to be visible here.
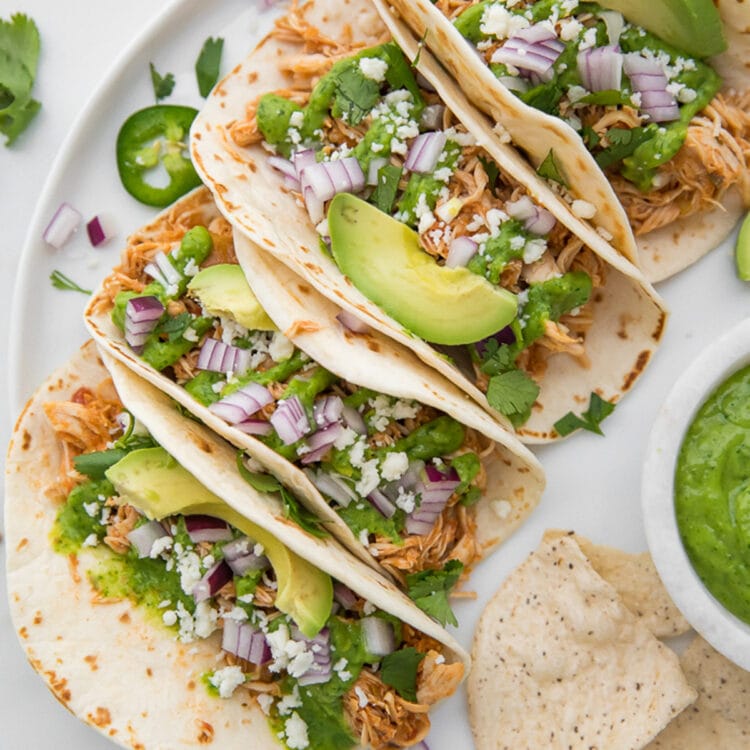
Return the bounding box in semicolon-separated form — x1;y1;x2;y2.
85;188;546;580
189;0;668;442
468;531;696;750
378;0;749;282
647;636;750;748
5;341;469;749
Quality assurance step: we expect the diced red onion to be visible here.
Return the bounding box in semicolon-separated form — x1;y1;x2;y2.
234;419;274;436
222;617;240;655
405;516;436;536
404;132;447;174
127;520;170;558
599;10;625;45
577;45;623;93
270;396;310;445
292;626;333;686
416;71;437;93
336;309;371;334
248;628;272;665
362;616;396;657
420;104;445;131
406;468;459;536
341;404;368;435
192;560;233;603
197;338;254;375
124;296;164;353
185;515;233;543
424;464;460;483
492;24;564;82
223;621;271;665
144;251;182;289
208;382;274;424
368;489;397;518
300;423;343;465
623;53;679;122
299;157;365;212
223;536;253;561
227;552;270;576
367;157;389;186
333;582;359;610
305;469;357;507
507;196;555;235
445;236;478;268
43;202;82;249
303;185;325;225
86;214;115;247
292;148;316;175
313;395;344;428
269;155;300;189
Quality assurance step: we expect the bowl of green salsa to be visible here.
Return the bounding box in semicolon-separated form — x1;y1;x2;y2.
643;317;750;670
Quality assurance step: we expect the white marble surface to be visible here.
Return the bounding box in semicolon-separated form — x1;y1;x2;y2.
0;1;747;749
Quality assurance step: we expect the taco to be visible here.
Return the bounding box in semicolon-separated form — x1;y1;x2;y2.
5;340;469;749
377;0;750;281
189;0;668;441
84;186;545;606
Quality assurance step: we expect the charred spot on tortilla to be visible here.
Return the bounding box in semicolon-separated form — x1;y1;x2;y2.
88;707;111;727
652;312;667;342
622;351;652;391
33;611;43;625
21;430;31;450
119;612;130;624
84;654;98;670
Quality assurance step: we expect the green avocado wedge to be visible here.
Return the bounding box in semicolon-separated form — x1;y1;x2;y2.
735;213;750;281
105;447;333;636
598;0;726;58
328;193;518;346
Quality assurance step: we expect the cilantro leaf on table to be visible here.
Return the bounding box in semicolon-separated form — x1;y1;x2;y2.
195;36;223;97
486;369;540;427
50;270;91;295
536;149;567;187
406;559;464;627
554;392;616;437
149;62;175;101
380;647;425;702
0;13;41;145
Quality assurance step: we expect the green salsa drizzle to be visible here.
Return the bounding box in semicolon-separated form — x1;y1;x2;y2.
675;364;750;624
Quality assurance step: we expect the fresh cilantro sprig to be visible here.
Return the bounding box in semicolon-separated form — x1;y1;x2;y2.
405;559;464;627
0;13;41;145
195;37;223;97
536;149;567;187
380;647;425;702
486;370;540;428
50;270;91;295
235;453;327;537
554;392;616;437
149;62;175;101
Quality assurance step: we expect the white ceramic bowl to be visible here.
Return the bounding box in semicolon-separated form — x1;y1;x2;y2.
642;316;750;669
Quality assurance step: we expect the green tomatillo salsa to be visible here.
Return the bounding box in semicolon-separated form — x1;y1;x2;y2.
675;364;750;624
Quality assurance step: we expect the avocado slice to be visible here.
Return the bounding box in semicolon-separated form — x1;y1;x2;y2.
187;263;277;331
735;213;750;282
598;0;726;58
328;193;518;346
105;447;332;636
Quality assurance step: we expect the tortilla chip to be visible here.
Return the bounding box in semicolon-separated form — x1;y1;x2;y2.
546;530;691;638
468;532;696;750
647;636;750;748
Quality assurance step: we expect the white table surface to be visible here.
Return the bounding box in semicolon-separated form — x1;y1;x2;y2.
1;2;747;749
0;2;155;745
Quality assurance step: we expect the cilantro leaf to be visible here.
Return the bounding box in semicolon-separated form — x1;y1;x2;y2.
486;369;540;423
479;340;516;376
195;37;223;97
595;127;652;170
149;62;175;101
405;559;464;627
331;66;380;126
152;312;193;342
371;164;402;214
235;454;283;492
450;453;481;506
0;13;41;145
536;149;567;186
380;647;425;702
553;392;616;436
50;270;91;295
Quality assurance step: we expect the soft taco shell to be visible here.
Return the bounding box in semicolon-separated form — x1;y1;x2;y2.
378;0;750;282
189;0;668;442
85;187;545;579
5;341;469;748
